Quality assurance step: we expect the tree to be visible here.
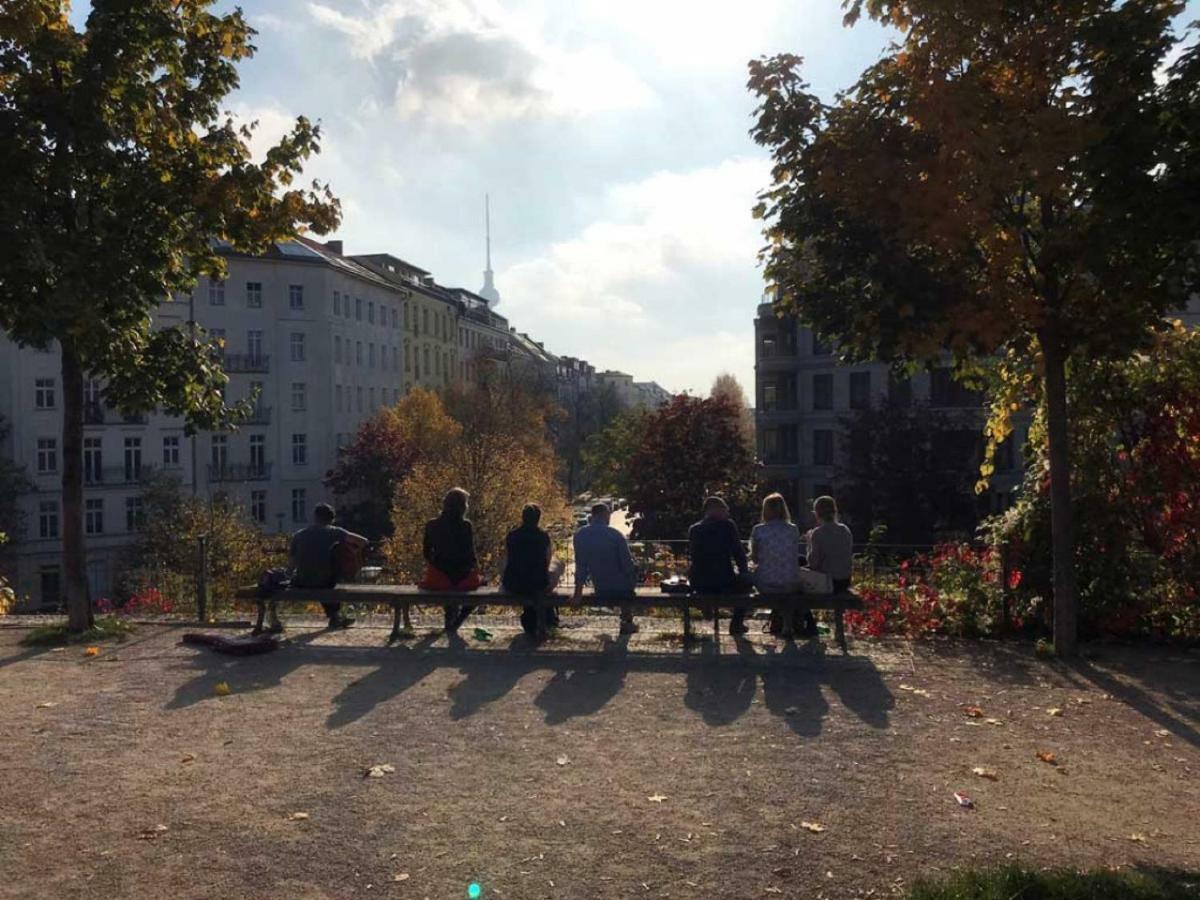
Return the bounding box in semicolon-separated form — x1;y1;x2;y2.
749;2;1200;654
0;2;339;632
0;415;31;547
113;472;267;617
626;395;759;539
838;402;983;545
384;386;569;580
710;372;755;454
326;389;460;539
555;382;624;496
581;408;647;500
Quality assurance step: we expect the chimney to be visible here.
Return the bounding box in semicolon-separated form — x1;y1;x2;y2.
324;240;343;255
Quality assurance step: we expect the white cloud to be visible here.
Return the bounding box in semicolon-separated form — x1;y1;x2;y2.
305;0;653;124
498;157;769;393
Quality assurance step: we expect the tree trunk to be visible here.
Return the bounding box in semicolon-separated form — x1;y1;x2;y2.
60;342;92;633
1039;332;1077;657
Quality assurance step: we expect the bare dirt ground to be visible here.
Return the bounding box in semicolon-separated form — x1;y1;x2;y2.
1;613;1197;900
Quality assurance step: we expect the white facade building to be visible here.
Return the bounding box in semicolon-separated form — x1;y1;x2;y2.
1;238;407;609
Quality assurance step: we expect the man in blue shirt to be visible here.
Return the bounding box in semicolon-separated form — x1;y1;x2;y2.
572;502;639;635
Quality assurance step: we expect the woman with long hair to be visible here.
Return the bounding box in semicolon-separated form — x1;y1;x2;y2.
751;492;812;638
420;487;482;631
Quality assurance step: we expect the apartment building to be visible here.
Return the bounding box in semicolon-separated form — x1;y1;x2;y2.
1;238;408;608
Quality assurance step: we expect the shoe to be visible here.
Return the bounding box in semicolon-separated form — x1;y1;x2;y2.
619;621;640;635
729;621;749;637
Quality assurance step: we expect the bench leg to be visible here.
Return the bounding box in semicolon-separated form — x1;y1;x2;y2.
713;605;719;641
536;598;548;642
683;605;692;642
835;608;847;654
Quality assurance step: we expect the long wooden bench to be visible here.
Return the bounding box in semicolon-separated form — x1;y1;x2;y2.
235;584;864;652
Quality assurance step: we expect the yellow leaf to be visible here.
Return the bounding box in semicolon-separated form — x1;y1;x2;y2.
84;646;100;657
800;821;826;833
213;681;231;697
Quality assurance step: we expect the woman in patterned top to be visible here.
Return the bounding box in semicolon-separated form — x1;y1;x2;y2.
750;493;815;638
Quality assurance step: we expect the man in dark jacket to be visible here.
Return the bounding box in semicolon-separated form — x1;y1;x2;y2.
688;496;751;635
290;502;368;629
502;503;562;636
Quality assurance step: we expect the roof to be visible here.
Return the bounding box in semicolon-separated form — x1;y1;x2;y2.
213;236;404;294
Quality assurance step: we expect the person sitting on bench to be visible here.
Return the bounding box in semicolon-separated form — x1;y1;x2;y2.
572;502;640;635
420;487;482;632
289;502;368;630
688;496;752;636
751;492;815;638
502;503;565;637
807;495;854;596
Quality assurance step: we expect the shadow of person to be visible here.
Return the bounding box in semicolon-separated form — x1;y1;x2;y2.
824;655;895;730
448;635;540;721
165;628;327;710
534;634;630;726
683;635;758;727
324;632;443;730
760;640;829;737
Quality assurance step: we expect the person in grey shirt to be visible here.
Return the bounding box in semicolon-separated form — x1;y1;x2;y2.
290;503;368;629
806;495;854;593
571;502;639;635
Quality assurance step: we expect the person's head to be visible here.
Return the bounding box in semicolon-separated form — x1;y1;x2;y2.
702;496;729;520
313;503;335;526
813;495;838;523
590;502;611;525
761;492;791;524
442;487;470;520
521;503;542;528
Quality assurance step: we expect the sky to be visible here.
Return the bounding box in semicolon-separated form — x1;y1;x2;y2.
201;0;901;396
66;1;1196;396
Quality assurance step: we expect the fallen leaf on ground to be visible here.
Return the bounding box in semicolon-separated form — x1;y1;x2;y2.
1047;708;1063;717
799;821;826;833
213;682;231;697
1036;751;1058;765
35;702;56;709
84;646;100;657
365;764;395;778
556;754;570;766
972;767;998;781
962;706;984;718
985;718;1004;726
287;812;310;821
1130;833;1148;843
765;888;783;894
180;754;195;764
1154;729;1170;738
392;874;410;882
647;794;667;803
899;684;930;697
137;824;169;840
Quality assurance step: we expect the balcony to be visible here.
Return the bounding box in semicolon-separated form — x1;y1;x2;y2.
222;353;271;374
208;462;272;482
121;412;148;425
86;464;157;487
243;404;272;425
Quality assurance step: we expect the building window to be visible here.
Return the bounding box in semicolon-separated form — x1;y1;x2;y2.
291;382;306;412
930;367;981;408
84;379;102;421
249;433;265;470
246;282;263;308
292;433;307;466
84;437;102;484
888;374;913;408
356;386;363;412
162;435;180;466
85;498;105;535
813;429;834;466
356;341;363;366
423;345;430;375
125;496;145;532
289;332;306;362
355;297;363;321
40;566;62;607
35;378;56;409
211;434;227;468
393;345;400;372
813;374;833;411
333;290;341;316
288;284;304;310
422;307;429;335
368;301;375;324
123;436;143;480
37;438;57;474
334;335;342;363
251;490;267;524
39;501;59;539
369;387;376;410
811;331;830;356
208;279;226;306
762;384;778;412
335;384;343;412
247;329;264;362
849;371;871;410
291;488;306;523
404;303;409;329
368;343;375;368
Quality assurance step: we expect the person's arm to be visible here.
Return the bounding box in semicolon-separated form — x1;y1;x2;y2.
544;533;554;570
618;533;637;585
750;527;761;567
422;521;434;563
572;531;589;602
730;521;749;575
336;526;368;548
808;529;824;572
